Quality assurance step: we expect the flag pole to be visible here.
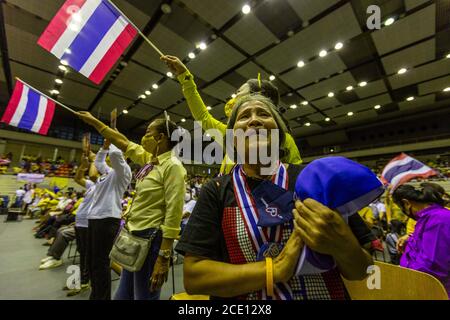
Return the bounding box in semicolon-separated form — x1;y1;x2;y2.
107;0;164;57
15;77;77;114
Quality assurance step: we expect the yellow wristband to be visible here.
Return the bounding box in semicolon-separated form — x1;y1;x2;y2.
266;257;274;298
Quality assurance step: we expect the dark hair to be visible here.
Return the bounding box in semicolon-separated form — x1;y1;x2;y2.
246;79;280;106
152;118;179;149
392;184;445;208
389;219;404;234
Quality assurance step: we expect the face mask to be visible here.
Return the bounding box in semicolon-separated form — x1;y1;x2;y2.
185;193;191;202
141;135;157;153
224;97;236;118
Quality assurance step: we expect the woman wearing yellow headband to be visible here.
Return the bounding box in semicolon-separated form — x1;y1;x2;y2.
161;55;302;174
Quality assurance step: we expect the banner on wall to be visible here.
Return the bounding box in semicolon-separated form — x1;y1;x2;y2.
17;173;45;183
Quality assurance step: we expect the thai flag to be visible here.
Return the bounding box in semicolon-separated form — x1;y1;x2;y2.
38;0;137;84
381;153;437;191
1;80;56;135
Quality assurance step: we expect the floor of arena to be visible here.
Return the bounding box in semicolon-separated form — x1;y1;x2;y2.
0;219;184;300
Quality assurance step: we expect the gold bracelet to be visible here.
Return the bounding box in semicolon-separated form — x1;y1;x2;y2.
266;257;274;298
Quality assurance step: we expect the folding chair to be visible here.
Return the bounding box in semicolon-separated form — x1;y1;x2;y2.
342;261;448;300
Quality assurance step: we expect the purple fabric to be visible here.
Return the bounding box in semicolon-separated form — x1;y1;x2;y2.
400;204;450;298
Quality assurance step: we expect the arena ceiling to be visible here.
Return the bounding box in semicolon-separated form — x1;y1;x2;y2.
0;0;449;143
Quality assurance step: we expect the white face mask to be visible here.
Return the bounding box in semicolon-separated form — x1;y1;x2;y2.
185;193;191;202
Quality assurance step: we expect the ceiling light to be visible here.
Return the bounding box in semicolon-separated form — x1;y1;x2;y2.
198;42;207;50
181;118;186;122
334;42;343;50
64;48;72;54
60;60;69;66
290;104;297;109
301;101;308;106
50;90;60;95
305;122;311;127
166;72;173;78
297;60;305;68
447;53;450;59
231;93;237;98
139;94;146;99
152;84;158;89
328;92;334;97
319;50;328;58
325;117;330;122
269;75;275;81
384;17;395;26
398;68;407;75
346;85;353;91
188;52;196;59
359;81;367;87
206;106;212;110
406;96;415;101
58;65;67;72
161;3;172;14
55;79;63;84
145;90;151;95
443;87;450;92
347;112;354;116
122;109;128;114
242;4;251;14
374;105;381;110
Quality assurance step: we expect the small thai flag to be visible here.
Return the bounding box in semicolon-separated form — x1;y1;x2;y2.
381;153;437;191
38;0;137;84
1;80;56;135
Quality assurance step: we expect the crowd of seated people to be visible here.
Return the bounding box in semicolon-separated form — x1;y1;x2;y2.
9;155;79;177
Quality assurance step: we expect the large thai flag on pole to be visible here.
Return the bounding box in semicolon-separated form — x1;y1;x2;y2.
381;153;437;191
37;0;137;84
1;80;56;135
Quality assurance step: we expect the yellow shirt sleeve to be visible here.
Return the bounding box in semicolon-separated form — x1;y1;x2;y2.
406;218;416;235
124;142;153;166
177;70;227;136
160;161;186;239
284;133;302;164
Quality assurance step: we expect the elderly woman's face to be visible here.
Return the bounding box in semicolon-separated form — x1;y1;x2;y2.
233;100;278;163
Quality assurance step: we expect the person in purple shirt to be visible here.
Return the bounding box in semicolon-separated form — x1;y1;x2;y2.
392;183;450;297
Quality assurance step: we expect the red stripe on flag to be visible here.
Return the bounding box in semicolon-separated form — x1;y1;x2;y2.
38;100;56;135
37;0;87;52
1;81;24;124
88;23;137;84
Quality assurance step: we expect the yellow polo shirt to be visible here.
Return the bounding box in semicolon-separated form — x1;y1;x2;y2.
124;143;186;239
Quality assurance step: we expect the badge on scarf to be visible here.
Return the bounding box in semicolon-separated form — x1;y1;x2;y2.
256;242;283;261
251;180;294;227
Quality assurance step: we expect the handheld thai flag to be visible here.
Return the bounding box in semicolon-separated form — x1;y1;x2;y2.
37;0;138;84
381;153;437;191
1;79;56;135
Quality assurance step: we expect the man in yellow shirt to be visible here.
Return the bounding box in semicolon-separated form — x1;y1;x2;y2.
161;55;302;174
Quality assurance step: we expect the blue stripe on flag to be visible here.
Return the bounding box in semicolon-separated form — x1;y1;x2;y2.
61;1;120;71
18;89;40;131
384;161;424;182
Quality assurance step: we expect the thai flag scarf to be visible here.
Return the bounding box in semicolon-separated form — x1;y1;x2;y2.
232;163;294;300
